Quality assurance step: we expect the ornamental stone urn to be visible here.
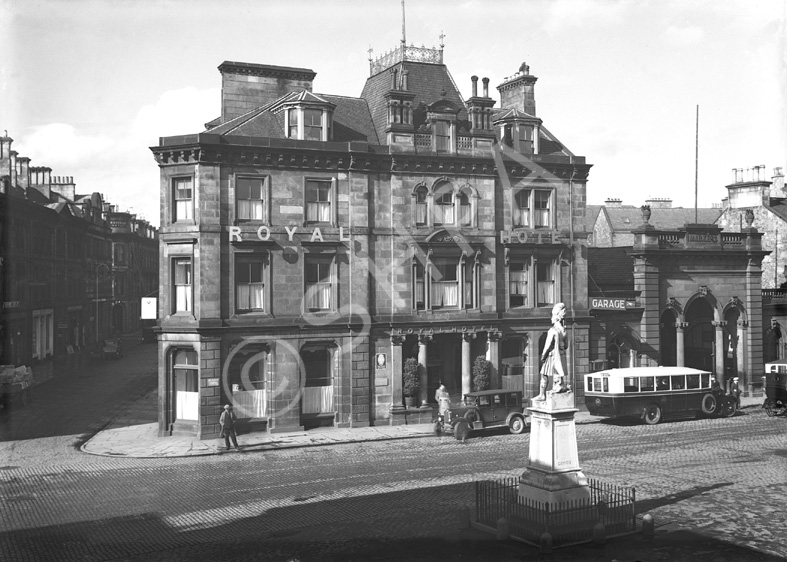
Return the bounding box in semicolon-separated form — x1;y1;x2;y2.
641;204;651;224
745;208;755;227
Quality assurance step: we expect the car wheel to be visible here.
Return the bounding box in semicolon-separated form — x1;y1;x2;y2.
508;415;526;435
643;403;662;425
453;420;470;442
720;397;736;418
700;393;717;416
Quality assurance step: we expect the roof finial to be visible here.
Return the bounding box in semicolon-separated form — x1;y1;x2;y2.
401;0;407;47
439;30;445;50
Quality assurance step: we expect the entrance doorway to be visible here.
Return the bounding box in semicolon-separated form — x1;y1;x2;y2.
173;349;199;421
685;298;714;371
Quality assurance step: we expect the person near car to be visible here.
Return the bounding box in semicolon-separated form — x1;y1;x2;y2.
435;384;450;416
536;302;569;400
219;404;240;450
730;377;741;408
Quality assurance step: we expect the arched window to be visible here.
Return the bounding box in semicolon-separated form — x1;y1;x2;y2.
434;186;454;225
457;191;471;226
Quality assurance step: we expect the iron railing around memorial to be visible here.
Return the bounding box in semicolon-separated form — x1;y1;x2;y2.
475;476;637;547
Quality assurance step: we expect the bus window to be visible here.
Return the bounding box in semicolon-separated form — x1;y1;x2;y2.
641;376;655;391
624;377;639;393
686;374;700;389
586;377;594;392
593;378;604;392
603;378;609;392
701;373;710;388
656;376;670;391
670;375;685;390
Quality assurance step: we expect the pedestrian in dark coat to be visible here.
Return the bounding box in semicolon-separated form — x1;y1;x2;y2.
220;404;240;450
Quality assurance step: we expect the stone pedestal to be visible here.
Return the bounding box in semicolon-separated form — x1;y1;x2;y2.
519;390;590;504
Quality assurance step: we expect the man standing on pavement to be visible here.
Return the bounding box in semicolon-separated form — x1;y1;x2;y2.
220;404;240;451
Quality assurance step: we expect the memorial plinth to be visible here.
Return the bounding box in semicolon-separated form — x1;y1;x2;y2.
519;390;590;504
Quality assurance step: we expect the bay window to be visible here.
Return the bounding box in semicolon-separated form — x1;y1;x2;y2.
303;109;323;141
435;120;451;153
431;259;458;309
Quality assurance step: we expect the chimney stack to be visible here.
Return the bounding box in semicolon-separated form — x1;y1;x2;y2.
605;198;623;208
471;75;478;98
497;62;537;115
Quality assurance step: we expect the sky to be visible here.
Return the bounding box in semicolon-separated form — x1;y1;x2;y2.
2;0;785;227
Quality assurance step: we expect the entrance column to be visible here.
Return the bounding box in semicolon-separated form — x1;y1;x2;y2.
418;334;431;406
713;321;727;389
737;320;748;393
486;331;501;389
462;332;476;396
390;335;405;412
675;322;687;367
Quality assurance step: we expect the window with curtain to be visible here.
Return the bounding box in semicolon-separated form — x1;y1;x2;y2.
235;255;265;313
301;346;334;414
536;260;555;306
173;349;198;421
236;177;265;221
173;177;193;222
305;258;333;311
304;109;323;141
534;190;551;228
514;189;530;227
288;108;299;138
173;258;192;313
306;180;332;223
434;190;454;225
435;120;451;153
509;260;529;308
431;259;458;309
415;187;428;226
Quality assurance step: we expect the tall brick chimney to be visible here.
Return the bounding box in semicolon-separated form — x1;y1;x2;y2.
217;61;317;124
497;61;537;115
16;156;30;189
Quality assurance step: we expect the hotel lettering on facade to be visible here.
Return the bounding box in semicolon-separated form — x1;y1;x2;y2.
151;46;592;438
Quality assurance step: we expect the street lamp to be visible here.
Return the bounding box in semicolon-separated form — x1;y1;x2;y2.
95;263;110;344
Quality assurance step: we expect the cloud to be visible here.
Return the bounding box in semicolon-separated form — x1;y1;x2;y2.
542;0;627;36
665;24;705;45
132;86;219;143
18;124;113;169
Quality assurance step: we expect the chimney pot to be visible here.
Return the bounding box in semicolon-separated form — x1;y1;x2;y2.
482;77;489;98
471;75;478;97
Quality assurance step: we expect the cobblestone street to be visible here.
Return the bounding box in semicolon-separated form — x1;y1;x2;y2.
1;341;786;561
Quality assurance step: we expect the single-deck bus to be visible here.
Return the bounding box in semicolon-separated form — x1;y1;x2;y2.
584;366;732;425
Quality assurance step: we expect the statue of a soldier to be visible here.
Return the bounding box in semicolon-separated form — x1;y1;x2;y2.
535;302;569;400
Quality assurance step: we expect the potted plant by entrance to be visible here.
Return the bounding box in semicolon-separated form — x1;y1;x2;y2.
403;357;421;407
473;356;492;392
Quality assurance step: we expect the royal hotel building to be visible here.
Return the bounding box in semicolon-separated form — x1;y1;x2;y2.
151;42;592;438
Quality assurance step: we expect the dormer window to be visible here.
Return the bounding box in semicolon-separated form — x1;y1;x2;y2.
435;120;451;153
304;109;323;141
280;93;335;142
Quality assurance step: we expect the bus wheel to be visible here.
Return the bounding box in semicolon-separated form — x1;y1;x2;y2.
644;404;662;425
720;398;736;418
701;393;717;416
508;415;526;435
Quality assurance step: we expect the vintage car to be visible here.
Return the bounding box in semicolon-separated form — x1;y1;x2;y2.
434;389;529;441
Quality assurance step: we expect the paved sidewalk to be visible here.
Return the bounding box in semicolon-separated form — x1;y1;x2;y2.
80;391;765;458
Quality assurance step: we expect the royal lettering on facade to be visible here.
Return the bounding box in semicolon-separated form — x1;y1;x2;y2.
228;226;351;243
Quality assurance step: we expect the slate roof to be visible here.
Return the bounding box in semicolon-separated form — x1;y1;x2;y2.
584;205;604;232
360;61;466;143
604;206;722;232
587;247;634;294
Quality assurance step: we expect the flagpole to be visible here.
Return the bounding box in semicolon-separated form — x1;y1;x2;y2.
695;104;699;224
